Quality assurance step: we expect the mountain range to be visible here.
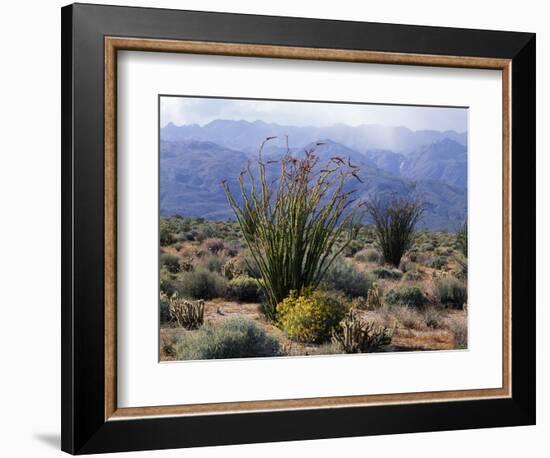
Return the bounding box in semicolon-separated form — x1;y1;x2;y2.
162;119;467;154
160;120;468;231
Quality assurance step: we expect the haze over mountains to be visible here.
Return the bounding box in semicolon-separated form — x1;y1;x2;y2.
162;119;467;154
160;120;468;231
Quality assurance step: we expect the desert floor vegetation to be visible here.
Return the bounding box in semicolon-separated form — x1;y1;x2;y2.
159;215;468;361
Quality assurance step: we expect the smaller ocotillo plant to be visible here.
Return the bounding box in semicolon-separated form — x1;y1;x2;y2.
222;138;364;320
366;195;424;268
332;309;393;353
167;293;205;330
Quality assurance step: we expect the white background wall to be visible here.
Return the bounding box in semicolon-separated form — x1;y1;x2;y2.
0;1;545;456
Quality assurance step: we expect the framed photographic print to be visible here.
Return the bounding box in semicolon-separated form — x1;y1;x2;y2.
61;3;536;454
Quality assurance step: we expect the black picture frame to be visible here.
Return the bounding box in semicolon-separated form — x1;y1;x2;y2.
61;3;536;454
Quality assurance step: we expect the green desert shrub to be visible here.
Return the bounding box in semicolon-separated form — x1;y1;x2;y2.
160;215;192;234
420;242;435;252
184;231;196;241
385;285;427;308
436;246;453;256
160;267;177;296
276;290;348;343
354;248;381;263
174;232;189;242
197;254;224;273
342;239;363;257
223;144;363;320
425;256;447;269
175;318;282;360
321;259;371;298
371;266;403;280
435;275;467;308
402;270;422;282
409;252;428;264
193;230;207;243
174;267;226;300
227;275;262;302
160;224;175;246
159;293;171;324
160;253;181;273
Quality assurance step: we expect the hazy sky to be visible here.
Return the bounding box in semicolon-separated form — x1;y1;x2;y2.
160;96;467;132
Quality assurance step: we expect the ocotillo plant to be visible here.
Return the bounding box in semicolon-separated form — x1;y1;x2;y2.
366;195;424;268
222;138;363;320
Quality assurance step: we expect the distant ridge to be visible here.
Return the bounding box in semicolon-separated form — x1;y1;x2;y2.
161;119;467;154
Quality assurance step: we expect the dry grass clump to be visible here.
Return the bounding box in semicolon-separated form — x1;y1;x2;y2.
446;314;468;349
160;330;179;360
435;275;467;308
203;237;225;254
400;260;418;273
402;270;422;282
381;305;446;332
350;296;368;310
371;266;403;280
354;248;381;263
422;306;445;329
386;306;426;331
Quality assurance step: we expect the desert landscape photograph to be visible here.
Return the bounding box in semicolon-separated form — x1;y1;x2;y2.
158;96;468;361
